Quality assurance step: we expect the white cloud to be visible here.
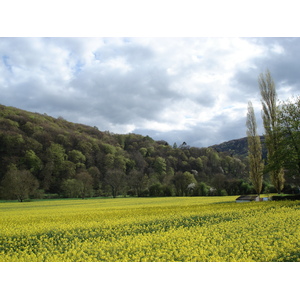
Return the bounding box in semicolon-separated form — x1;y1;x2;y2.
1;37;300;147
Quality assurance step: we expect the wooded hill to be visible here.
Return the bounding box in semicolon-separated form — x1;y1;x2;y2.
211;136;267;159
0;104;280;200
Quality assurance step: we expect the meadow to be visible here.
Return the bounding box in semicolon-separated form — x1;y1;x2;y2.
1;196;300;262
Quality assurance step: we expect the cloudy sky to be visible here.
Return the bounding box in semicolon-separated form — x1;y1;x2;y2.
1;37;300;147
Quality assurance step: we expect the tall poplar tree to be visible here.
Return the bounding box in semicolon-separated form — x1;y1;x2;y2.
258;70;285;193
247;101;264;197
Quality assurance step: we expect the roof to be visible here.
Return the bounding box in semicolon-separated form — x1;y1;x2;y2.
236;195;259;201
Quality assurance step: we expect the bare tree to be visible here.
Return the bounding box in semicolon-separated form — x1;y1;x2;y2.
258;69;285;193
247;101;264;197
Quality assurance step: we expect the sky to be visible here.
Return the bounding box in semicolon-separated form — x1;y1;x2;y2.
1;0;300;148
1;37;300;147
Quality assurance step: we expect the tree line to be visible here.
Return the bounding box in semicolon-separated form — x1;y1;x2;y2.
0;104;253;201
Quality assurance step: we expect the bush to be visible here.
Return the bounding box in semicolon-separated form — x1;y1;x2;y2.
149;183;163;197
44;193;60;199
220;189;228;196
127;189;136;197
272;195;300;201
192;182;209;196
162;185;174;196
282;184;300;194
263;182;277;193
32;189;45;199
139;189;150;197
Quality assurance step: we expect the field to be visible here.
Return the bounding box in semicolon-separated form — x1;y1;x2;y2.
1;196;300;262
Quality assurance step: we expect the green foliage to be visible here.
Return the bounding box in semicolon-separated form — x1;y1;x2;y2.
23;150;43;174
139;147;148;157
278;96;300;177
104;169;126;198
61;179;84;198
88;166;101;190
60;161;76;179
127;170;148;197
47;143;67;165
0;168;39;201
259;70;285;193
68;150;86;166
173;171;197;196
247;101;264;196
149;183;164;197
100;143;116;155
76;171;94;198
193;182;210;196
4;103;298;199
2;133;25;155
153;157;167;175
61;171;94;199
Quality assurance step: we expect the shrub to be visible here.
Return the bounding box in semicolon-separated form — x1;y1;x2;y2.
193;182;209;196
149;183;163;197
272;195;300;201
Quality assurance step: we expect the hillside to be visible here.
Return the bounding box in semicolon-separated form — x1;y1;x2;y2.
211;136;267;159
0;104;257;199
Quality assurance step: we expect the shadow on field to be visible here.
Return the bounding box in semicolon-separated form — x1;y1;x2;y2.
272;250;300;262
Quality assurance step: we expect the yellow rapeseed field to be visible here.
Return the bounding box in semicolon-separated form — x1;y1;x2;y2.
1;196;300;262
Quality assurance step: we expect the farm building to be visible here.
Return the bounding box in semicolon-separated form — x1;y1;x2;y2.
236;195;259;203
236;195;269;202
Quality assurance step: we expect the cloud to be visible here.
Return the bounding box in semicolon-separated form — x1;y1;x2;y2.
1;37;300;147
234;38;300;98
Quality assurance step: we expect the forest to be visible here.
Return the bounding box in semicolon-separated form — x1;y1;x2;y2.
0;101;298;201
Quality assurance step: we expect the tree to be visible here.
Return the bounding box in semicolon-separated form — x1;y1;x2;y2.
193;182;209;196
88;166;101;191
153;157;167;175
43;143;68;192
127;169;148;197
0;167;39;201
211;173;227;195
173;171;196;196
23;150;43;174
104;169;126;198
149;183;164;197
278;96;300;177
61;172;94;199
76;171;94;198
61;179;83;198
60;161;76;180
246;101;264;197
258;69;285;193
68;150;86;169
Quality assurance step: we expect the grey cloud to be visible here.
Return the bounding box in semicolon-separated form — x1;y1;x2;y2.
2;37;300;148
135;125;226;148
135;110;248;148
232;69;259;97
193;94;217;108
99;40;155;65
69;56;181;126
1;38;178;128
233;38;300;101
